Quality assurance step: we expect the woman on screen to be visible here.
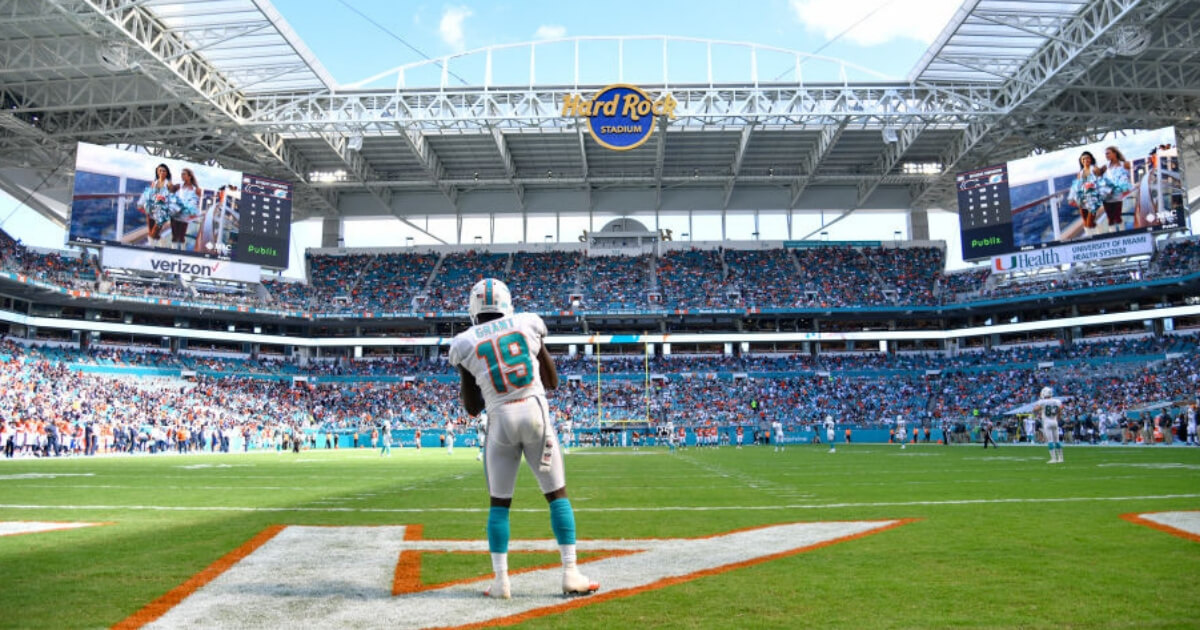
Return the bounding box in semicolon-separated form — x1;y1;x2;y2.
1068;151;1105;238
137;163;175;247
1098;146;1132;232
172;168;202;251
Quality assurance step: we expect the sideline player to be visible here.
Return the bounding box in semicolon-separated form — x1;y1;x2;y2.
559;417;573;455
445;420;456;456
475;411;488;461
1033;387;1065;463
895;415;907;450
449;278;598;599
772;419;785;452
380;418;392;457
824;415;836;453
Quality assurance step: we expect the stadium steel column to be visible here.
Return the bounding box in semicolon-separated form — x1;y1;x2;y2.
644;340;650;424
596;341;602;427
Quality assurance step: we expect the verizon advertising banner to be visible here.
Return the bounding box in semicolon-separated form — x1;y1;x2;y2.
991;232;1154;273
102;246;262;283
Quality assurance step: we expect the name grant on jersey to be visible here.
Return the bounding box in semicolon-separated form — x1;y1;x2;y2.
473;318;514;339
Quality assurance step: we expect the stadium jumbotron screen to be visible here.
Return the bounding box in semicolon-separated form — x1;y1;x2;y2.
66;142;292;269
958;126;1188;261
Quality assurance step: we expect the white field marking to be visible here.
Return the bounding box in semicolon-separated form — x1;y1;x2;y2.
175;464;253;470
962;456;1046;461
1137;511;1200;538
140;521;903;630
5;485;334;492
1096;463;1200;470
0;521;104;536
0;473;95;480
567;451;661;456
3;494;1200;515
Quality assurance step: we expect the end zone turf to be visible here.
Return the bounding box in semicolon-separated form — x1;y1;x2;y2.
0;444;1197;628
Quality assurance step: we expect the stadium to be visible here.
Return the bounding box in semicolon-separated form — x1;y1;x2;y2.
1;0;1199;627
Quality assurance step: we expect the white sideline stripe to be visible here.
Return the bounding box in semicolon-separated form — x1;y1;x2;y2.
1140;511;1200;537
0;521;103;536
1;494;1198;515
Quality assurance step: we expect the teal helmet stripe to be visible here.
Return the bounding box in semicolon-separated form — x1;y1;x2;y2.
485;279;493;306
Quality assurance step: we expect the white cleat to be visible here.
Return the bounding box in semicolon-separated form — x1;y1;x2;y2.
484;575;511;599
562;568;600;596
829;448;836;453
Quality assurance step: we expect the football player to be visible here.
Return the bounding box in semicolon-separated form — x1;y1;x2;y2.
475;411;488;461
895;415;907;450
772;419;784;452
824;415;836;453
1033;387;1065;463
449;278;598;600
559;417;573;455
445;420;455;456
380;418;392;457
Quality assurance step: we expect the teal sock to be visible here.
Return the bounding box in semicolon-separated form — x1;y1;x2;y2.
549;498;576;545
487;506;510;553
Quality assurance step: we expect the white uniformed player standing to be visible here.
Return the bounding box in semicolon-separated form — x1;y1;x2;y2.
1033;387;1065;463
445;420;456;456
1187;405;1196;446
772;419;784;452
475;411;489;461
824;415;836;453
560;418;573;455
895;414;907;450
380;419;392;457
448;278;598;599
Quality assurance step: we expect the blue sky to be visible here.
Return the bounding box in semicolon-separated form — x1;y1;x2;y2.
275;0;964;87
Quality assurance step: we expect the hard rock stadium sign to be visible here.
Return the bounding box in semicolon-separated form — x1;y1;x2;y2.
562;84;678;151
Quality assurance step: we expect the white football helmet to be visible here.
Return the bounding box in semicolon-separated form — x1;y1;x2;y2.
1041;387;1053;399
825;415;832;423
468;278;514;325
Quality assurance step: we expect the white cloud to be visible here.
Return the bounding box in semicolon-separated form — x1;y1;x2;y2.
439;5;472;51
789;0;963;47
534;24;567;40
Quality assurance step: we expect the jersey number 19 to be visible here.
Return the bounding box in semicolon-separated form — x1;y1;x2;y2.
475;331;533;393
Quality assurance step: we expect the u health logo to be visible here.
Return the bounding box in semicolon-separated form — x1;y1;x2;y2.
562;84;678;151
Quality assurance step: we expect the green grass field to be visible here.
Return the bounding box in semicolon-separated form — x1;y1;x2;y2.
1;443;1198;629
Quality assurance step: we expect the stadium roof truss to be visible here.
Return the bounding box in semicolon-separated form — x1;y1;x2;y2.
0;0;1196;238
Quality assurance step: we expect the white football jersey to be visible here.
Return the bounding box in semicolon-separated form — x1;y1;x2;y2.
895;417;907;431
772;421;783;436
1036;398;1063;424
449;312;548;410
823;417;835;432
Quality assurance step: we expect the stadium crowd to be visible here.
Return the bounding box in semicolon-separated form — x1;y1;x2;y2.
3;330;1197;457
2;227;1198;313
